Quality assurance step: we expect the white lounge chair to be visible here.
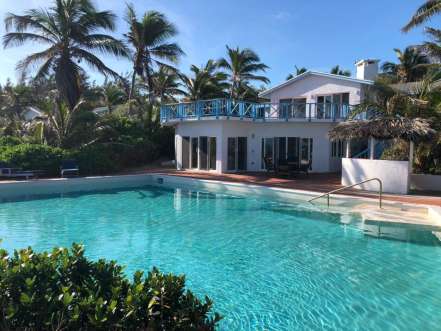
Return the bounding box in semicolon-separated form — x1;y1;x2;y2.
60;160;80;177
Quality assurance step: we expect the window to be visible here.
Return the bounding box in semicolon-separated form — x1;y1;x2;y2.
278;98;307;119
317;93;350;119
331;140;345;158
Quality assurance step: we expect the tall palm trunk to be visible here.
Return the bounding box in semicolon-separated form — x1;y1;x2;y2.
128;70;137;114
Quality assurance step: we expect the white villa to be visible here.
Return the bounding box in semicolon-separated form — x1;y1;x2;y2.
161;59;379;174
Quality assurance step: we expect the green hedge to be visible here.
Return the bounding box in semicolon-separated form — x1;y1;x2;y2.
0;244;221;330
0;143;66;176
0;137;163;177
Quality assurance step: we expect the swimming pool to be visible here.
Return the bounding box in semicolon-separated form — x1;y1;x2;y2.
1;182;441;330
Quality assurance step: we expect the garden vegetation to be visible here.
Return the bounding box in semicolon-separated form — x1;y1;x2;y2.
0;243;221;330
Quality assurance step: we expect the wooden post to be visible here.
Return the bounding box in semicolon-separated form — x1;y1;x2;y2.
345;140;351;158
369;137;375;160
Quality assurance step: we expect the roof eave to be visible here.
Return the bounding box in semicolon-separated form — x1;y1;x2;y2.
259;71;374;98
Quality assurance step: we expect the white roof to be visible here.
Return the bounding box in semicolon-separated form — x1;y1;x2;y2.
259;71;374;97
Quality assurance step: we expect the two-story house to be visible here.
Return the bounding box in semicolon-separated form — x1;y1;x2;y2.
160;59;379;173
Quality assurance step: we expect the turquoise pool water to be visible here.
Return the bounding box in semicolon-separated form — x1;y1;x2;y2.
1;184;441;330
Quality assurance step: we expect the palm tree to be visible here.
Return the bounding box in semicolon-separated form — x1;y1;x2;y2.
36;94;86;147
101;82;127;113
181;60;228;101
381;47;429;83
150;65;185;103
286;66;307;80
330;65;351;77
125;4;184;107
3;0;128;110
403;0;441;32
422;27;441;60
218;46;269;100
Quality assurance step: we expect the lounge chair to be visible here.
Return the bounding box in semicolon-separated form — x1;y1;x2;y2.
60;160;79;177
263;156;275;173
297;160;311;175
0;162;38;180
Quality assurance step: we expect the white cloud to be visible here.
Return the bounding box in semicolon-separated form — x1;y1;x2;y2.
273;11;291;21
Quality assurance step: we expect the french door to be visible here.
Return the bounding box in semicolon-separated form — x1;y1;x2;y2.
184;136;216;170
227;137;247;171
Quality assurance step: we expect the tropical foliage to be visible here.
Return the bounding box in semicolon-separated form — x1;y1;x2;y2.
286;66;307;80
180;60;228;101
218;46;269;99
330;65;351;77
403;0;441;32
0;243;221;330
3;0;128;110
0;0;271;176
125;4;184;108
380;47;429;83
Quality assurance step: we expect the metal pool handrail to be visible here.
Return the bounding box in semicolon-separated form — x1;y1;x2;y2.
308;178;383;208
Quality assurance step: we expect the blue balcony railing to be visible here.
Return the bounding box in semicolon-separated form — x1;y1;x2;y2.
160;98;363;123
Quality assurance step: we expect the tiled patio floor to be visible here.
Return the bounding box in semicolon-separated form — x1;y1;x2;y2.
138;169;441;207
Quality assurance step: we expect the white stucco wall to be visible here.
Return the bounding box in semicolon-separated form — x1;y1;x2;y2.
175;119;338;173
342;158;410;194
267;75;364;105
410;174;441;192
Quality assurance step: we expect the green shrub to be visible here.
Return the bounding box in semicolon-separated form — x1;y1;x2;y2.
0;143;65;176
0;244;221;330
0;136;24;147
71;144;120;176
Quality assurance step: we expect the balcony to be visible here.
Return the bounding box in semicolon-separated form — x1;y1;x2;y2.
160;98;363;124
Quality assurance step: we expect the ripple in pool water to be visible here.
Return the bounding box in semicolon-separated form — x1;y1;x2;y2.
1;185;441;330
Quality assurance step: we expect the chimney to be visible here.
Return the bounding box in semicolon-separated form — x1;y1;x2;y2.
355;59;379;81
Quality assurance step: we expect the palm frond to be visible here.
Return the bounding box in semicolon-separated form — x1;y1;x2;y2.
3;32;54;48
80;34;129;57
71;47;120;79
403;0;441;32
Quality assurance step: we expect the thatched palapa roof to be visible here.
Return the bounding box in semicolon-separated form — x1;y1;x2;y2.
328;117;436;142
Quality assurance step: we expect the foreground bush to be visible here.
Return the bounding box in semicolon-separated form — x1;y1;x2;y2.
0;244;221;330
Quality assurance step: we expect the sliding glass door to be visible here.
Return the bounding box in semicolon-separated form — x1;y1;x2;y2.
191;137;198;169
184;136;217;171
199;137;208;170
182;137;190;169
228;137;247;171
209;137;216;170
237;137;247;171
262;136;312;170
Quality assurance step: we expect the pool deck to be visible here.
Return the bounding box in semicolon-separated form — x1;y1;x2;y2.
1;168;441;207
126;169;441;207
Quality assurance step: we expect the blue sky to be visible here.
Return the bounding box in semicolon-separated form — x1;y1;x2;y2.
0;0;432;88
